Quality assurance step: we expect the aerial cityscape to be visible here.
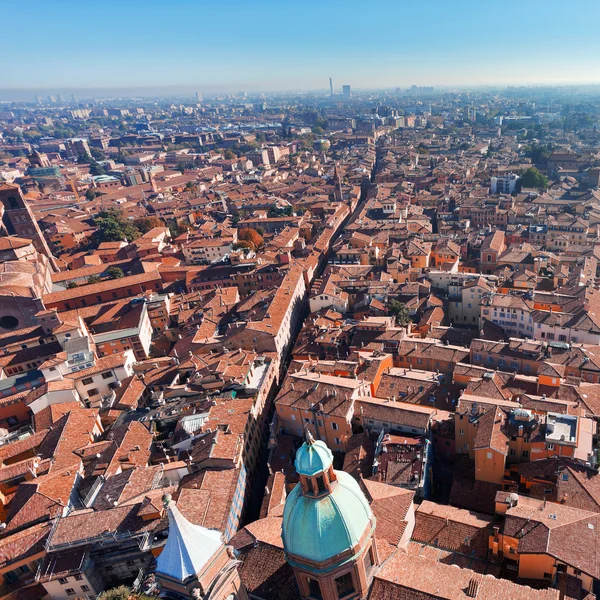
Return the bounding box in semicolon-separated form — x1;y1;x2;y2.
3;2;600;600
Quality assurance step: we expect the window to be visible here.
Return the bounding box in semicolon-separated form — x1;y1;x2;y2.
509;448;515;456
82;377;94;386
364;548;373;574
58;578;69;585
335;573;355;598
459;429;464;436
87;388;99;397
331;422;338;430
81;585;90;592
65;590;76;596
334;437;341;445
547;444;554;451
74;575;83;581
486;452;493;459
101;371;113;379
316;476;326;494
307;578;322;599
522;450;529;459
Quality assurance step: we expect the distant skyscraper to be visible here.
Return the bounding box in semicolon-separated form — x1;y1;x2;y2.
71;94;78;106
329;77;333;96
342;85;351;98
196;91;202;102
35;95;43;105
48;95;57;104
57;94;64;104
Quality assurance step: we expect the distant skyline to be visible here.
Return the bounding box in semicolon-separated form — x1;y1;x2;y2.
4;0;600;98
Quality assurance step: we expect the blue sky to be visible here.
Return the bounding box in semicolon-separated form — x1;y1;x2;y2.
4;0;600;93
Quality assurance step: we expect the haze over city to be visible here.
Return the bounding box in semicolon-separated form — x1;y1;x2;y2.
3;0;600;99
3;3;600;600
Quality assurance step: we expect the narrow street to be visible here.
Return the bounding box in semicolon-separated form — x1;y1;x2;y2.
243;155;378;525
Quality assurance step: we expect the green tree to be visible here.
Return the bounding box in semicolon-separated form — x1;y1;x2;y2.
87;275;101;284
107;266;124;279
388;300;411;327
66;281;78;289
520;167;549;190
89;162;106;176
90;148;107;162
85;189;97;201
268;206;293;217
525;143;552;164
169;220;188;237
94;209;140;243
176;160;196;174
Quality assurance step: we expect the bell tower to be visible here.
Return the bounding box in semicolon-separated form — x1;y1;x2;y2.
282;433;378;600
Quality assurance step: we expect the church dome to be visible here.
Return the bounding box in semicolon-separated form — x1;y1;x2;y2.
294;438;334;477
282;469;374;566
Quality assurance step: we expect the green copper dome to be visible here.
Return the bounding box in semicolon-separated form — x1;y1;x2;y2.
282;470;374;569
294;438;334;476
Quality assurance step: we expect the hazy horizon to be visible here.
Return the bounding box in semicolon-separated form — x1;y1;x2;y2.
5;0;600;100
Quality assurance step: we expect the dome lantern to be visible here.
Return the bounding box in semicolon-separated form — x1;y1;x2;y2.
282;437;379;600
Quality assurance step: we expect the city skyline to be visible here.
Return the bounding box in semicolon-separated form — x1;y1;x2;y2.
4;0;600;97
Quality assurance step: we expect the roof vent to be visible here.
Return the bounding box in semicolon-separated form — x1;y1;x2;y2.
465;578;479;598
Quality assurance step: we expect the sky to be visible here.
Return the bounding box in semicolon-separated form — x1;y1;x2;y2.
3;0;600;97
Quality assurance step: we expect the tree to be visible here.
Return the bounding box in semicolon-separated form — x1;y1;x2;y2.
519;167;549;190
268;206;293;218
388;300;411;327
89;162;106;176
77;152;92;164
176;160;196;174
66;281;78;289
90;148;106;162
135;216;164;234
98;586;131;600
525;143;552;164
87;275;101;284
107;266;124;279
169;220;188;238
94;209;140;243
232;240;254;251
238;228;264;250
85;189;97;201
